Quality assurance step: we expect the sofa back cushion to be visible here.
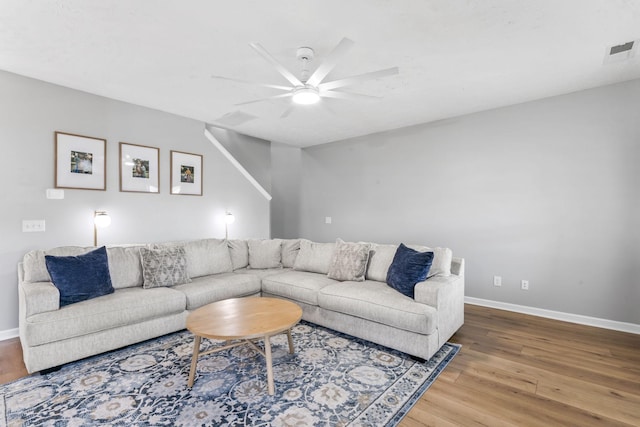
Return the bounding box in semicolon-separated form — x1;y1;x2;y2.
248;239;282;269
365;243;398;282
107;246;145;289
406;245;452;277
281;239;301;268
182;238;233;278
293;240;336;274
23;246;93;283
228;239;249;270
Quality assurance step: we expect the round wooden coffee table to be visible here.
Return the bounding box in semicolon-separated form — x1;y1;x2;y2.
186;297;303;395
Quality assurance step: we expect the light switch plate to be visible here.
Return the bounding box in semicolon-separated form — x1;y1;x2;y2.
46;188;64;199
23;220;46;232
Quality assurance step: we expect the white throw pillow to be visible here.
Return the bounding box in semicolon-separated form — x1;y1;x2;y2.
140;246;191;289
327;239;371;282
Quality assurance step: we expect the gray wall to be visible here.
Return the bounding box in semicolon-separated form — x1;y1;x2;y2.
271;142;302;239
0;70;271;332
207;125;272;193
291;79;640;324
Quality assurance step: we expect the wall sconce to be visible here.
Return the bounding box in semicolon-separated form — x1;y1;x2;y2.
94;211;111;246
224;212;235;240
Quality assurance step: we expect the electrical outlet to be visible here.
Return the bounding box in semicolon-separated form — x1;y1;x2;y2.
521;280;529;290
325;216;332;224
493;276;502;287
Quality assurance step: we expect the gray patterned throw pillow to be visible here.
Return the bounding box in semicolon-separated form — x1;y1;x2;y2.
140;246;191;289
327;239;372;282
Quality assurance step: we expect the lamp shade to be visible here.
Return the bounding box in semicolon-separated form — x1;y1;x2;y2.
94;211;111;228
225;212;236;224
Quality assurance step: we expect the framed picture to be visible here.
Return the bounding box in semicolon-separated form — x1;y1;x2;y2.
119;142;160;193
55;131;106;190
170;150;203;196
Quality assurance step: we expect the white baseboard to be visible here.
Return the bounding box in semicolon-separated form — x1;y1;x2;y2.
465;297;640;335
0;328;19;341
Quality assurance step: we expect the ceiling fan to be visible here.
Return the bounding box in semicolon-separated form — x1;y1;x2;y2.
212;38;399;117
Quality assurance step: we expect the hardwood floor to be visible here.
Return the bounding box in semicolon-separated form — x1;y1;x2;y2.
1;305;639;425
401;305;640;427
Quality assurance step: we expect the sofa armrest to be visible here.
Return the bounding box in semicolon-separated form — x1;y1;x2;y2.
19;281;60;318
414;272;465;346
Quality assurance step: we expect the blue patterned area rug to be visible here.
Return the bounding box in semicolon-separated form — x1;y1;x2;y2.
1;322;459;426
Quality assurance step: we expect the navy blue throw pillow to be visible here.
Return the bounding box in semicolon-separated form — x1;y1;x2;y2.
386;243;434;298
45;246;114;307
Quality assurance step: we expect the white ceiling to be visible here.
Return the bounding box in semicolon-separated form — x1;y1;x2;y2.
2;1;639;147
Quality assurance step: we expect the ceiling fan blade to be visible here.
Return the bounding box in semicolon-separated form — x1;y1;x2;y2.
306;37;355;87
249;42;303;87
211;75;291;91
319;67;399;91
235;92;293;106
321;90;381;100
211;111;258;127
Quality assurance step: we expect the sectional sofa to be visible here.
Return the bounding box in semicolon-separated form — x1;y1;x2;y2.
17;238;464;374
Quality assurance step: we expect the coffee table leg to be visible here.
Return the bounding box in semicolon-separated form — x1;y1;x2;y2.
188;335;202;388
264;335;275;395
287;329;295;354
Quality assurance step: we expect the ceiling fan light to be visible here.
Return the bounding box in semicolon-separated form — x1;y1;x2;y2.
292;87;320;105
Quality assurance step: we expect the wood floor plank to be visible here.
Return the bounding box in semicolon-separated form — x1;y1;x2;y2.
454;372;636;427
416;382;521;427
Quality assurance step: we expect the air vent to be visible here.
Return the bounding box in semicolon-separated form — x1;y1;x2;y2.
603;39;638;64
610;41;634;56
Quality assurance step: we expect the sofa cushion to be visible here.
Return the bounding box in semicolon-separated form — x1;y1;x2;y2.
23;286;186;346
228;239;249;270
45;246;115;307
107;246;145;289
293;240;336;274
281;239;301;268
173;273;261;310
365;243;397;282
407;245;452;277
261;271;339;306
183;238;233;278
23;246;93;283
327;239;371;282
386;243;434;298
318;280;437;335
248;239;282;269
140;246;191;289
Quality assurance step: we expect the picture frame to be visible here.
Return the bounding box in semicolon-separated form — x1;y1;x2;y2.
170;150;203;196
119;142;160;193
55;131;106;190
